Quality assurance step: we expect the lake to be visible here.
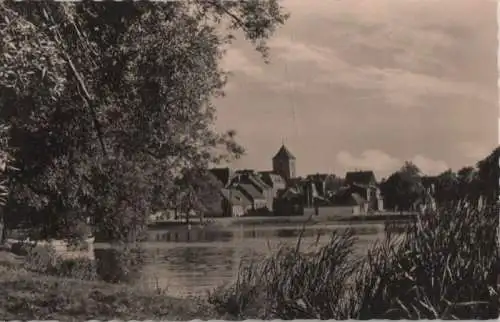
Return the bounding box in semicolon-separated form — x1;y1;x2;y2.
137;222;388;298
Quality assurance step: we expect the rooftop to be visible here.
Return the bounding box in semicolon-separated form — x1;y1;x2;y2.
273;144;296;160
210;167;234;187
237;183;265;201
220;188;252;206
345;171;377;186
259;171;286;187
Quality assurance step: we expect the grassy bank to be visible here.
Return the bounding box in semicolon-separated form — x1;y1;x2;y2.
0;251;216;320
209;204;499;319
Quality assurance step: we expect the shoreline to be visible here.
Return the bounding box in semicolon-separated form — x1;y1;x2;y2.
148;211;418;230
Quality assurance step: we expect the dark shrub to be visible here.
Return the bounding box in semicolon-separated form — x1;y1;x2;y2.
95;243;146;284
54;257;97;280
10;241;34;256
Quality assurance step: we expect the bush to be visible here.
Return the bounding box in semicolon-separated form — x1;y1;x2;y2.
65;219;93;250
95;242;146;284
24;244;58;274
209;203;499;319
10;241;35;256
24;244;97;280
22;241;146;284
54;257;97;280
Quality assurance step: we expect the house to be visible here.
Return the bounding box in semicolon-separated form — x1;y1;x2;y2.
259;171;287;198
274;186;305;216
345;171;377;186
351;193;369;215
220;188;252;217
232;170;274;212
210;167;235;187
343;171;384;212
303;179;320;207
302;174;336;207
207;144;301;217
235;183;269;213
305;173;332;196
331;187;369;215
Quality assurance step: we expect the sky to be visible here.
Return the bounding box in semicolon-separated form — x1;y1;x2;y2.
214;0;498;180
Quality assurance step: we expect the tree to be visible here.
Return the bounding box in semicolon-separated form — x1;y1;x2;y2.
456;166;480;202
476;146;500;204
434;169;459;205
0;1;289;242
0;124;11;206
0;123;14;242
380;162;424;211
170;168;224;225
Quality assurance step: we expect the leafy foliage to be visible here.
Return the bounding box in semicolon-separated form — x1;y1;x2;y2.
0;1;288;241
380;146;498;211
170;168;225;223
433;169;459;205
94;243;146;284
380;162;424;211
477;146;500;203
23;243;97;281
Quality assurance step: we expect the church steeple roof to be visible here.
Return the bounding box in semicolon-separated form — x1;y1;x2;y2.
273;144;296;160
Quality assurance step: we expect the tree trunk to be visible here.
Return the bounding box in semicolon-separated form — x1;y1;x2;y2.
0;212;5;244
199;211;204;225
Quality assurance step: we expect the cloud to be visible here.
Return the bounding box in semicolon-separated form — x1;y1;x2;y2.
278;51;493;109
269;37;343;67
336;150;449;178
411;155;449;176
344;67;493;109
261;33;494;110
282;0;493;29
458;142;491;161
336;150;401;177
214;0;496;176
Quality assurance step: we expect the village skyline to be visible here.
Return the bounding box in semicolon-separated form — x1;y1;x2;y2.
214;0;497;178
219;142;492;181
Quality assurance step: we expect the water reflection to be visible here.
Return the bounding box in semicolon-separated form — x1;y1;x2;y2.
153;230;235;243
136;224;390;298
147;224;384;244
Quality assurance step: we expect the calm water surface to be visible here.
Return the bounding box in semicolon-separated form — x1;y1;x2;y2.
135;223;387;298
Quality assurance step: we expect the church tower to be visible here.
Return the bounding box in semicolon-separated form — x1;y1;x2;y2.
272;144;296;183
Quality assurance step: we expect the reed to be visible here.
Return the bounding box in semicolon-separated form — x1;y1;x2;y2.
209;202;499;319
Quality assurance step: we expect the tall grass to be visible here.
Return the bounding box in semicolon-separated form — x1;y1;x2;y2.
209;202;499;319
